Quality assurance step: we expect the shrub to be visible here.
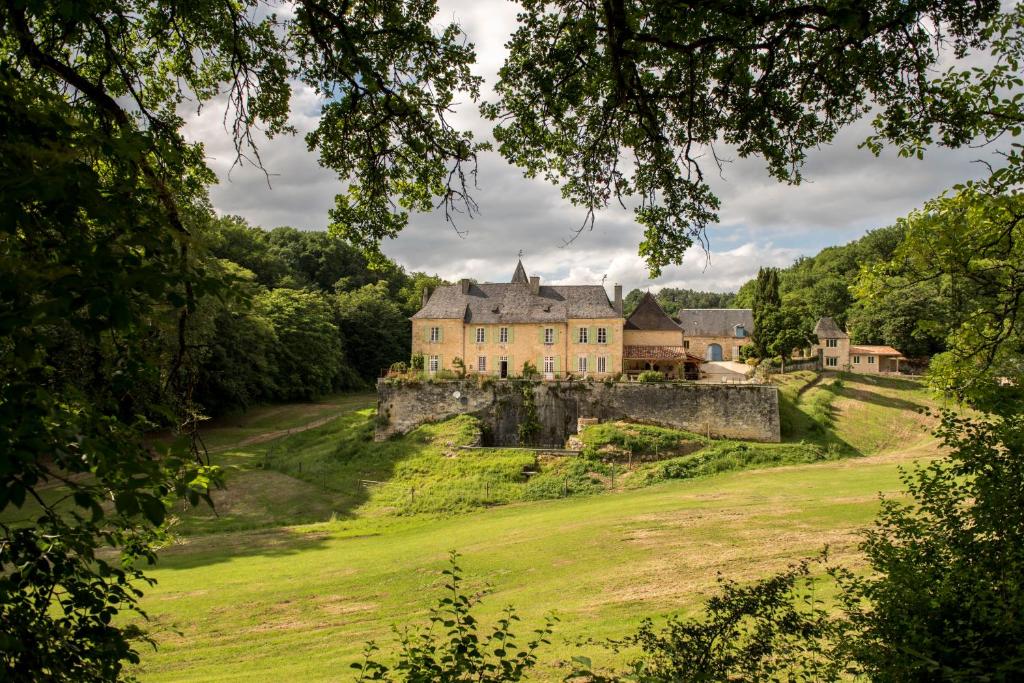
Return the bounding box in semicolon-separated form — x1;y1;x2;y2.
521;360;539;379
452;356;467;378
353;552;555;682
410;352;424;370
638;370;664;383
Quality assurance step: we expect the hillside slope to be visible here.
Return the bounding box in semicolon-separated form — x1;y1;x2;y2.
124;372;953;681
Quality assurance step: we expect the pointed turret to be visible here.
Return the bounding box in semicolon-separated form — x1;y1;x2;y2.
511;259;529;284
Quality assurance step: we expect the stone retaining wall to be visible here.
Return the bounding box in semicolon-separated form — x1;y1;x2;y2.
376;380;780;445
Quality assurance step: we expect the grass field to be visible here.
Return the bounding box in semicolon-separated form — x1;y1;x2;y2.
105;373;955;680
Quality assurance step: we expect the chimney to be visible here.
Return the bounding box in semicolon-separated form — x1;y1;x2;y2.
614;283;623;315
529;275;540;295
460;278;471;294
421;286;431;309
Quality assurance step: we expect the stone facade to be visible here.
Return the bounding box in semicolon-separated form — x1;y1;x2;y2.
377;379;781;444
412;317;624;378
685;335;751;362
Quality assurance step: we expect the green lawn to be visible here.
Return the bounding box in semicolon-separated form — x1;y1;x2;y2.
126;372;949;681
136;455;912;682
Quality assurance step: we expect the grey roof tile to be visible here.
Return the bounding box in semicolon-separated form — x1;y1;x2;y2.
814;316;849;338
677;308;754;337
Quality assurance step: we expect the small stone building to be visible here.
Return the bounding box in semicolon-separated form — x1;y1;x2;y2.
676;308;754;361
811;317;907;373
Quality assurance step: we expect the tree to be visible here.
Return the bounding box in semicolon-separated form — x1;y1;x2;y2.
2;1;481;675
335;282;412;383
485;0;1000;274
256;289;356;400
750;268;781;358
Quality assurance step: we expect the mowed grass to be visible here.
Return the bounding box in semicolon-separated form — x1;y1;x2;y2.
129;372;952;681
136;456;911;682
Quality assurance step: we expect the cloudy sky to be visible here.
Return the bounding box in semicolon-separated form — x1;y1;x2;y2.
184;1;995;294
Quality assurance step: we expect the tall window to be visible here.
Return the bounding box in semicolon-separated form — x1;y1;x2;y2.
735;325;746;338
597;356;607;373
499;327;509;343
544;328;554;344
853;355;861;364
597;327;607;344
543;357;554;374
476;327;485;343
477;356;487;372
578;327;588;344
825;356;838;368
429;355;440;373
826;338;838;348
868;356;876;364
578;356;588;373
683;340;690;350
430;327;440;342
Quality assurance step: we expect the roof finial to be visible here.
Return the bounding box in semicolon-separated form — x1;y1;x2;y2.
518;249;524;258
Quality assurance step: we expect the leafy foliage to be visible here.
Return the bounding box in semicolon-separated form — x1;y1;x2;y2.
637;370;664;383
571;555;843;682
352;551;555;682
485;0;999;274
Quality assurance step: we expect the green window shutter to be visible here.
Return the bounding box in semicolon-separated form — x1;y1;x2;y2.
589;327;596;344
508;327;514;343
589;354;596;372
555;356;562;373
606;326;614;343
492;356;499;375
483;327;489;343
509;356;515;376
538;327;544;343
553;327;559;343
538;355;545;373
438;354;443;371
438;326;444;343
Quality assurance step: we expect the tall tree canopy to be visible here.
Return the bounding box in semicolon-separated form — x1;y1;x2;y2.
485;0;1001;274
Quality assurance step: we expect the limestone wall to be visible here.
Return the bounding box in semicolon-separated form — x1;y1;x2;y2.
376;379;781;445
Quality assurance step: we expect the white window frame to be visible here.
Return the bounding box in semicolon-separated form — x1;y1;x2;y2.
683;340;690;350
428;355;439;373
825;356;838;368
826;338;838;348
477;356;487;372
597;327;607;344
544;327;554;344
430;326;441;343
597;356;607;373
578;356;588;374
868;356;876;364
499;327;509;343
853;355;861;364
476;327;485;344
543;356;554;374
578;327;589;344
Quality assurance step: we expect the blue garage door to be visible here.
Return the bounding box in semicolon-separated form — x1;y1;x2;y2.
707;343;723;361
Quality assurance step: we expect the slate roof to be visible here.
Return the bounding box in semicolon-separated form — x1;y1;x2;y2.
625;292;681;331
814;317;849;339
623;345;704;362
677;308;754;337
850;345;904;357
411;262;618;323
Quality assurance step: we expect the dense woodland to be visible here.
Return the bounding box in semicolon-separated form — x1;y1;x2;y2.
191;215;445;415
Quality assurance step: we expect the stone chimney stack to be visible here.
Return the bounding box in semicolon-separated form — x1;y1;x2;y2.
529;275;540;295
421;286;431;309
614;283;623;315
460;278;471;294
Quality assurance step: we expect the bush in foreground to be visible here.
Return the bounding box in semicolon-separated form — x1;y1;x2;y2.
353;552;555;682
